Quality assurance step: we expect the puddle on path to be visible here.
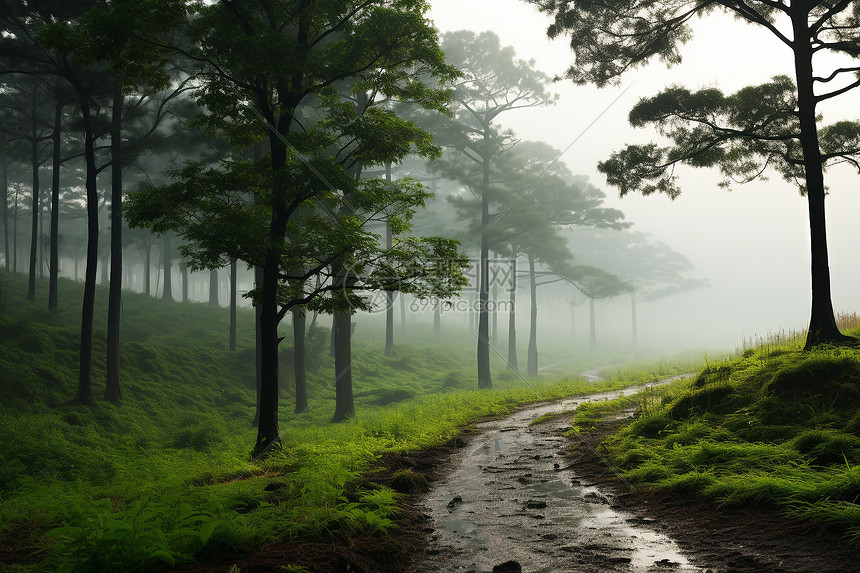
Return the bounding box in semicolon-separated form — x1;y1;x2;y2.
412;384;705;573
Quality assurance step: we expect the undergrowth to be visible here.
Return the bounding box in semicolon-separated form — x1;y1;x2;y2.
0;270;696;571
584;315;860;543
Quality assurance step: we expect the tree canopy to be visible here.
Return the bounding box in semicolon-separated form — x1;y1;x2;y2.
123;0;468;454
423;30;557;388
528;0;860;349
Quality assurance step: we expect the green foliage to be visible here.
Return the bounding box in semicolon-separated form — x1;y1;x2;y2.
0;270;693;570
789;430;860;466
44;499;223;573
598;77;811;198
530;410;573;427
123;0;470;324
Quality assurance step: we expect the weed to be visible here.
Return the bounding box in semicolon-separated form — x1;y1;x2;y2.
44;499;223;572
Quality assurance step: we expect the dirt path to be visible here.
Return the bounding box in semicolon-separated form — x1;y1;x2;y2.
177;379;860;572
408;385;701;573
404;383;860;573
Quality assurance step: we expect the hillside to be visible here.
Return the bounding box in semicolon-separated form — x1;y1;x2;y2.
571;317;860;545
0;271;693;571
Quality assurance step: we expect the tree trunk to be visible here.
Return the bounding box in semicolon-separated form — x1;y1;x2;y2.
331;149;360;420
144;239;151;296
48;96;63;310
330;313;336;357
2;161;8;272
229;258;237;350
252;265;263;427
384;164;395;356
492;252;498;344
477;128;492;389
469;291;475;331
254;1;307;449
507;256;518;371
589;297;597;353
250;140;264;423
180;262;188;302
400;289;406;328
209;268;219;306
254;121;295;455
162;233;173;301
790;16;851;349
75;95;98;407
27;85;39;302
630;291;638;348
12;185;19;274
332;310;355;422
105;87;123;404
255;248;281;454
526;253;538;377
434;298;441;335
384;244;395;354
39;180;44;280
292;306;308;414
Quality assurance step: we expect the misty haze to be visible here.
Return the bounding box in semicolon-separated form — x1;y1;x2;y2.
1;1;859;572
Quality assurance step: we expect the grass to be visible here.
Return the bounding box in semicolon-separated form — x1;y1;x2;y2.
0;270;696;571
581;314;860;543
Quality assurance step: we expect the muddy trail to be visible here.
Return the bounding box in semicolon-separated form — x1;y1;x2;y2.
409;383;697;573
405;381;860;573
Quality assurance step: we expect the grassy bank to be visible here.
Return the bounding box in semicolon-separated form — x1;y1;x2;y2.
574;316;860;543
0;271;695;571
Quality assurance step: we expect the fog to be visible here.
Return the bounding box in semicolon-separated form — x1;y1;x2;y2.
420;1;860;350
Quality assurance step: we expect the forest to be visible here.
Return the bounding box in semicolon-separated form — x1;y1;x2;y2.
1;0;860;572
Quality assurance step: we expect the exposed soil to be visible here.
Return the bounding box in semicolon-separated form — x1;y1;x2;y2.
406;390;700;573
399;409;860;573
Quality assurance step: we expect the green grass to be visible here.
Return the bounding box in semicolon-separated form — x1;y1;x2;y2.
0;270;696;571
583;318;860;543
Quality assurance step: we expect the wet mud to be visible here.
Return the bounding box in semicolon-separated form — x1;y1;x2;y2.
410;385;701;573
406;381;860;573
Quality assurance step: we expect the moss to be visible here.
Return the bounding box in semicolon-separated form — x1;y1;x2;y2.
389;469;430;493
763;352;860;404
666;385;737;419
790;430;860;465
628;413;675;438
590;335;860;543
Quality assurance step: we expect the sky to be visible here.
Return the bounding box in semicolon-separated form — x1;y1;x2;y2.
424;0;860;351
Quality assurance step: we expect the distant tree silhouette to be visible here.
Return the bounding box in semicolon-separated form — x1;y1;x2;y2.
427;31;557;387
568;228;707;347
